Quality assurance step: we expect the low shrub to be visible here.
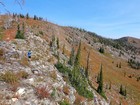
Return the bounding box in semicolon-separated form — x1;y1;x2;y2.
0;48;4;56
59;100;69;105
99;47;104;53
0;71;18;84
50;71;57;80
39;31;43;35
63;86;69;95
20;56;29;66
16;71;29;79
128;59;140;69
35;86;50;99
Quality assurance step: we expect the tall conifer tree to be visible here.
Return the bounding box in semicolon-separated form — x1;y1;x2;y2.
74;41;81;67
97;64;103;93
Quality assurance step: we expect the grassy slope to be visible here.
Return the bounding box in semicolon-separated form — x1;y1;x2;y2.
1;15;140;105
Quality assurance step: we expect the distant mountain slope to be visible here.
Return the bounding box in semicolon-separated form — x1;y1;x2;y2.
117;37;140;48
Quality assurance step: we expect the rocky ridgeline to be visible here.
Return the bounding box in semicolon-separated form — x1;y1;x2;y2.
0;32;108;105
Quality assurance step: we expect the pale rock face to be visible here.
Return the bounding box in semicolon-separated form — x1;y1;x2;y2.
12;98;18;102
16;88;25;97
28;78;34;84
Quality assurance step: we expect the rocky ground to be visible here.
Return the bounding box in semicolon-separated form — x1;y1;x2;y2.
0;31;108;105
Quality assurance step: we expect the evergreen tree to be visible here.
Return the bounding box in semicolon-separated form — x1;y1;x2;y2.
116;63;118;67
50;35;55;48
119;62;121;68
57;37;59;49
119;84;123;95
74;41;81;67
85;51;90;78
57;52;60;63
119;102;122;105
15;24;24;39
124;87;127;96
97;73;100;83
109;81;112;90
22;22;25;35
68;47;75;66
97;64;103;94
62;44;65;54
99;47;104;53
52;35;55;45
26;13;29;19
34;15;37;20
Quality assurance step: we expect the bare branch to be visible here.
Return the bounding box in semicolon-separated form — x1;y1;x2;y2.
15;0;23;9
0;1;5;7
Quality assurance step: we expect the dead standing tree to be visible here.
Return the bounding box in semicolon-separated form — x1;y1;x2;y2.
0;0;25;11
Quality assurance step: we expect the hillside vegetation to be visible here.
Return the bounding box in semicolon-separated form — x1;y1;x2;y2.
0;14;140;105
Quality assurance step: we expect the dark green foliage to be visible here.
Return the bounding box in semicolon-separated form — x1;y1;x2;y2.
49;41;53;48
97;73;100;83
128;58;140;69
26;13;29;19
116;63;118;67
100;92;107;100
119;62;121;68
50;35;56;48
74;41;81;67
55;63;70;75
57;52;60;63
34;15;38;20
13;13;17;18
55;63;93;98
85;51;90;78
109;81;111;90
39;31;43;35
0;27;4;40
68;47;75;66
97;64;103;94
19;14;24;18
55;40;93;98
113;43;121;49
22;22;25;34
99;47;104;53
119;102;122;105
59;100;69;105
15;24;24;39
57;37;59;49
124;87;127;96
119;85;127;96
119;85;123;95
62;44;65;54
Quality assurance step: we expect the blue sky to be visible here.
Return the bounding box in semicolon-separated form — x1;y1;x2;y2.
1;0;140;39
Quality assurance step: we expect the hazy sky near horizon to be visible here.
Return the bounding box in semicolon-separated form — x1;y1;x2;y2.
1;0;140;39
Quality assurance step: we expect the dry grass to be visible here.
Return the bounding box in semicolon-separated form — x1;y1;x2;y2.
50;71;57;80
74;93;86;105
20;56;29;67
31;55;40;61
0;71;18;84
16;71;29;79
63;85;69;95
47;57;54;63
